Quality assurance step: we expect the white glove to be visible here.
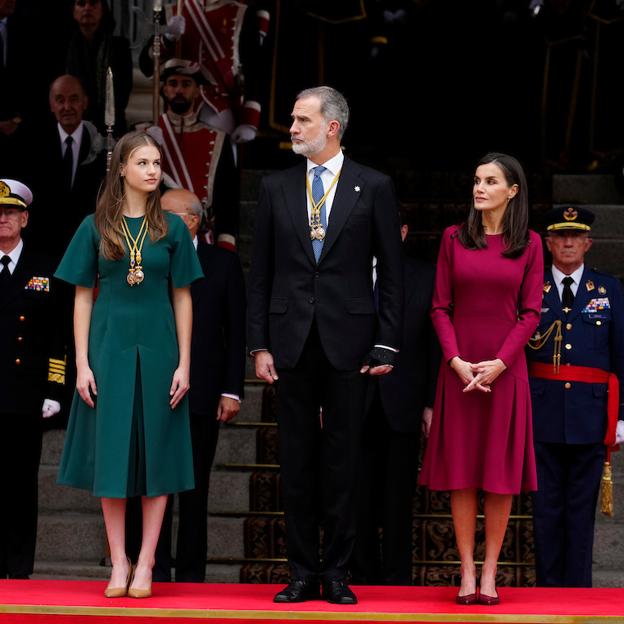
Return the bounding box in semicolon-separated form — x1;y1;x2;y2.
164;15;186;41
42;399;61;419
231;124;257;144
199;106;235;134
145;125;164;146
616;420;624;445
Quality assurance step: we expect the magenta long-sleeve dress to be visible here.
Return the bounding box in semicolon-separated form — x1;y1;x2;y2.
419;225;544;494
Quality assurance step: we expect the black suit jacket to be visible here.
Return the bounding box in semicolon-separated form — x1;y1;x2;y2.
248;158;403;370
189;240;246;414
0;242;65;415
377;256;440;432
14;121;106;261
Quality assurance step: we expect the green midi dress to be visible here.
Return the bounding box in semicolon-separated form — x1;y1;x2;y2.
55;212;204;498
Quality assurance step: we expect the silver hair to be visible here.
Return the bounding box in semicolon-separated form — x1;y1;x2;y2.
188;197;203;217
296;86;349;139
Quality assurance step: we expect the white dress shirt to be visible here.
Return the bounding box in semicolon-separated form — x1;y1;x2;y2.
305;150;344;223
551;264;584;301
0;238;23;274
57;122;84;186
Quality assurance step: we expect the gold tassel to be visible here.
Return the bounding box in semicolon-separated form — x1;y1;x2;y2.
600;461;614;517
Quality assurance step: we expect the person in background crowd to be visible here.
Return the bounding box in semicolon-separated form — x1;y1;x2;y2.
17;74;107;261
66;0;132;136
248;86;403;605
145;59;239;251
527;206;624;587
351;217;439;586
54;131;203;598
419;152;543;606
0;178;65;579
127;187;246;582
139;0;270;145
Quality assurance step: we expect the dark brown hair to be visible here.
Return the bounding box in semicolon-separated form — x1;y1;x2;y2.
95;131;167;260
458;152;530;258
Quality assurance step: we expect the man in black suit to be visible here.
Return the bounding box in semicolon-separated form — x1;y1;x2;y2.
14;74;106;261
127;188;246;582
351;221;440;585
248;86;403;604
0;178;65;578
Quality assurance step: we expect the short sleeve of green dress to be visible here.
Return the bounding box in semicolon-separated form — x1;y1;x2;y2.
55;212;204;498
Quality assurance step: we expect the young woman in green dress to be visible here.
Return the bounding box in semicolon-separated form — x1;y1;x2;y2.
55;131;203;598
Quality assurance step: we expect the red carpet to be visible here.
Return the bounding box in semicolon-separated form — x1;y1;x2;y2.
1;581;623;623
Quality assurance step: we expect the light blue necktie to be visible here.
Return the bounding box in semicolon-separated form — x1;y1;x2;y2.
311;165;327;262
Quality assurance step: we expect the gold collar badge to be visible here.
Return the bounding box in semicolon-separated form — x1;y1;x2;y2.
543;281;552;293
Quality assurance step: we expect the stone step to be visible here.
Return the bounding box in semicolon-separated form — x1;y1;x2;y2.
237;384;265;422
32;561;241;583
553;175;624;205
591;568;624;588
38;466;251;515
37;513;105;562
206;517;245;559
207;470;250;514
213;426;257;466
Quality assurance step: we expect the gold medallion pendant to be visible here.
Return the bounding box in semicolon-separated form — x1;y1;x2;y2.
121;217;149;287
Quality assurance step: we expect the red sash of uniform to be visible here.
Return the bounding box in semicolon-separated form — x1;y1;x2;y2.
529;361;619;446
159;114;195;193
182;0;238;89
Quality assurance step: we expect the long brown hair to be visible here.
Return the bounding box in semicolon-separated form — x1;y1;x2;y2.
95;131;167;260
458;152;529;259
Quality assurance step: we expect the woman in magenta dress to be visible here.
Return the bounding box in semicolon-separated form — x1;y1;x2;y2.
419;152;543;605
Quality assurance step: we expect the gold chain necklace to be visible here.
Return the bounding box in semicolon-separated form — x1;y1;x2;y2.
121;216;149;286
306;168;341;241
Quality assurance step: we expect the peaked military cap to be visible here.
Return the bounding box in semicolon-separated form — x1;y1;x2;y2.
543;205;594;233
0;179;33;210
160;58;209;86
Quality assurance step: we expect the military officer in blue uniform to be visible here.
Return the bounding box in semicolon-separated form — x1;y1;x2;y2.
0;179;65;578
527;206;624;587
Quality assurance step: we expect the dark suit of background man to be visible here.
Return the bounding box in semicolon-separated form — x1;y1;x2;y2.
13;74;106;262
527;206;624;587
127;188;246;582
248;86;403;605
0;179;65;578
351;221;440;586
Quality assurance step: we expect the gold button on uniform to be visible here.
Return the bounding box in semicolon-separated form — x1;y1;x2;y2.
596;320;602;326
565;343;572;350
564;382;571;389
19;315;25;321
15;358;21;365
566;323;572;330
17;336;23;342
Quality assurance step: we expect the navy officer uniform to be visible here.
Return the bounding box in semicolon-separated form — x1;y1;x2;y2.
527;206;624;587
0;179;65;578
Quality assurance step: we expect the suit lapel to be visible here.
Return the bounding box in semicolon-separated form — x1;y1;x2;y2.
318;158;362;263
542;268;562;320
78;130;91;166
282;162;316;266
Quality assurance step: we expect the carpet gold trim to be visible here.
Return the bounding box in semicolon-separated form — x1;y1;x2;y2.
0;604;622;622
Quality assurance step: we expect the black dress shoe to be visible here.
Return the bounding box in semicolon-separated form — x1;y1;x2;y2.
273;579;320;603
322;580;358;605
